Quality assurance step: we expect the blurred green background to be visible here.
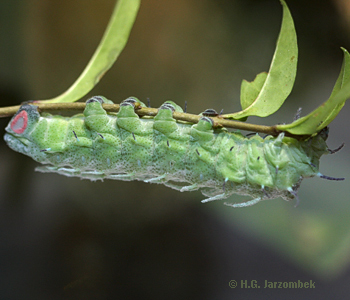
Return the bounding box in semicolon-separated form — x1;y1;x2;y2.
1;0;350;299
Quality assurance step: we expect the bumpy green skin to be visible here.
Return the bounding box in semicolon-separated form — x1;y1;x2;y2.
4;96;329;206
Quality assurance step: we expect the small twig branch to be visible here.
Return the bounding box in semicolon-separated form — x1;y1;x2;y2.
0;102;306;139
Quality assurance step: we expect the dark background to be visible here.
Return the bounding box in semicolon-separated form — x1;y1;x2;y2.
1;0;350;299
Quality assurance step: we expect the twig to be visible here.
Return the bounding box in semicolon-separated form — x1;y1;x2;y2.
0;102;306;139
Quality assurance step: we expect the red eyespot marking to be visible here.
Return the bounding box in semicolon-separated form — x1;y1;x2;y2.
10;110;28;134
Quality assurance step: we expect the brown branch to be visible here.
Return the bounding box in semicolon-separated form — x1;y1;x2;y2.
0;102;306;139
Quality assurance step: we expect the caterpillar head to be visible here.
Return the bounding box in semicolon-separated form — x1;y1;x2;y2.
4;104;41;156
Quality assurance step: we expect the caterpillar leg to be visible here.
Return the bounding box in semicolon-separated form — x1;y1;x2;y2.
81;170;104;176
143;173;167;183
224;197;262;208
180;184;199;192
37;166;107;181
164;181;188;191
36;166;80;177
201;192;228;203
108;173;135;181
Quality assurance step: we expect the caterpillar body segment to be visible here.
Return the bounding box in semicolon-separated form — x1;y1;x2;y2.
4;96;332;207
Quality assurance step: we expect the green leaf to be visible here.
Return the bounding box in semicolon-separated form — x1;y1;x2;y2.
320;48;350;127
223;0;297;119
277;71;350;135
277;48;350;135
240;72;268;110
40;0;140;103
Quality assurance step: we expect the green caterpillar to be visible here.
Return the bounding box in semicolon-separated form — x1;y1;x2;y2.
4;96;342;207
